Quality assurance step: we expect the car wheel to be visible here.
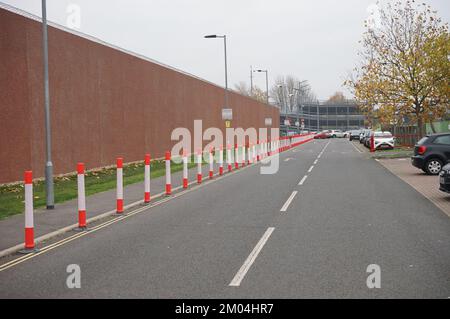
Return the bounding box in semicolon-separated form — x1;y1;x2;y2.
425;158;443;175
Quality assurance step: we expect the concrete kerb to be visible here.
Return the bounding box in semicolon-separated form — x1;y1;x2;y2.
0;137;314;258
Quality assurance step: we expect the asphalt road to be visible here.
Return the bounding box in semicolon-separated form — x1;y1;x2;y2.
1;139;449;298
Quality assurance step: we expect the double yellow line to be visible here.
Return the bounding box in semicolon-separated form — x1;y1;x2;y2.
0;161;251;272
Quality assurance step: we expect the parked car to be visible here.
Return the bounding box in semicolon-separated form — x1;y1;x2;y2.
361;130;373;146
349;130;361;141
314;130;331;139
370;131;395;150
411;133;450;175
439;163;450;193
330;129;345;138
359;129;371;144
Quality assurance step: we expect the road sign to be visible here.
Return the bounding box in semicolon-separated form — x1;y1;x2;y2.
222;108;233;120
265;118;272;126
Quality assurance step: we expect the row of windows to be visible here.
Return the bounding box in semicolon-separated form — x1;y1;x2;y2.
293;106;361;115
282;119;365;129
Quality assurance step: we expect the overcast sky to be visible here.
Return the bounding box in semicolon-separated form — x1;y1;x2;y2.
2;0;449;100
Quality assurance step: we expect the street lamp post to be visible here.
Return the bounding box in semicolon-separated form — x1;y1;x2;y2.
42;0;54;209
255;69;269;105
293;81;308;133
289;93;300;133
204;35;228;109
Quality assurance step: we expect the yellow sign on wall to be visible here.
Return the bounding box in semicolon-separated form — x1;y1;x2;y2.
225;120;231;128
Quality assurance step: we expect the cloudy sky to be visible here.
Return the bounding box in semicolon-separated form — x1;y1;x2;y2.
2;0;449;100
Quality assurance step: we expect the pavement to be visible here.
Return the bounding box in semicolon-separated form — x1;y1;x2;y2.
0;139;449;298
378;157;450;217
0;158;225;254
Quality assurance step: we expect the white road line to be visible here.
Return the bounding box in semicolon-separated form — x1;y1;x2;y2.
313;159;318;164
308;165;314;173
298;175;308;186
280;191;298;212
229;227;275;287
350;141;363;153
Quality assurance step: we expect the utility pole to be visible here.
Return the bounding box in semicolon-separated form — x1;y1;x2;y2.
250;65;253;96
42;0;54;209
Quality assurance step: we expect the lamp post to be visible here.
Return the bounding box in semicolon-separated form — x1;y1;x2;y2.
250;65;253;96
204;34;228;109
254;69;269;105
42;0;54;209
293;81;308;133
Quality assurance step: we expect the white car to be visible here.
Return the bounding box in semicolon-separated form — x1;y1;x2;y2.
330;130;345;138
372;131;395;149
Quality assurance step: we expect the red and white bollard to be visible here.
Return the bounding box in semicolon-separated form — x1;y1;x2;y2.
257;140;260;162
77;163;87;229
248;143;252;164
182;151;188;189
144;154;151;203
227;144;232;172
209;148;214;179
261;140;266;158
165;152;172;195
252;143;256;163
219;145;224;175
197;149;203;184
21;171;36;253
116;158;124;214
234;144;239;169
242;144;246;167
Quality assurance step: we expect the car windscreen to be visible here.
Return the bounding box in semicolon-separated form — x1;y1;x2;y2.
374;132;392;137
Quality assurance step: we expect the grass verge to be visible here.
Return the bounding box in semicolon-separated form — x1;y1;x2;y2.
371;146;413;159
0;156;197;220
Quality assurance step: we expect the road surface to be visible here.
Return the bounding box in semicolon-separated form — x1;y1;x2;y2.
1;139;449;298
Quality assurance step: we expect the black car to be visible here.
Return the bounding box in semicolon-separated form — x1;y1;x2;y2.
349;130;361;141
411;133;450;175
439;163;450;193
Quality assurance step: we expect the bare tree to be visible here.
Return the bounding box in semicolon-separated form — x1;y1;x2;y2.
234;82;270;104
234;82;250;96
270;75;317;112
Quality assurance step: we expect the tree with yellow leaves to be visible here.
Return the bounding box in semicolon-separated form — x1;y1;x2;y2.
345;0;449;137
